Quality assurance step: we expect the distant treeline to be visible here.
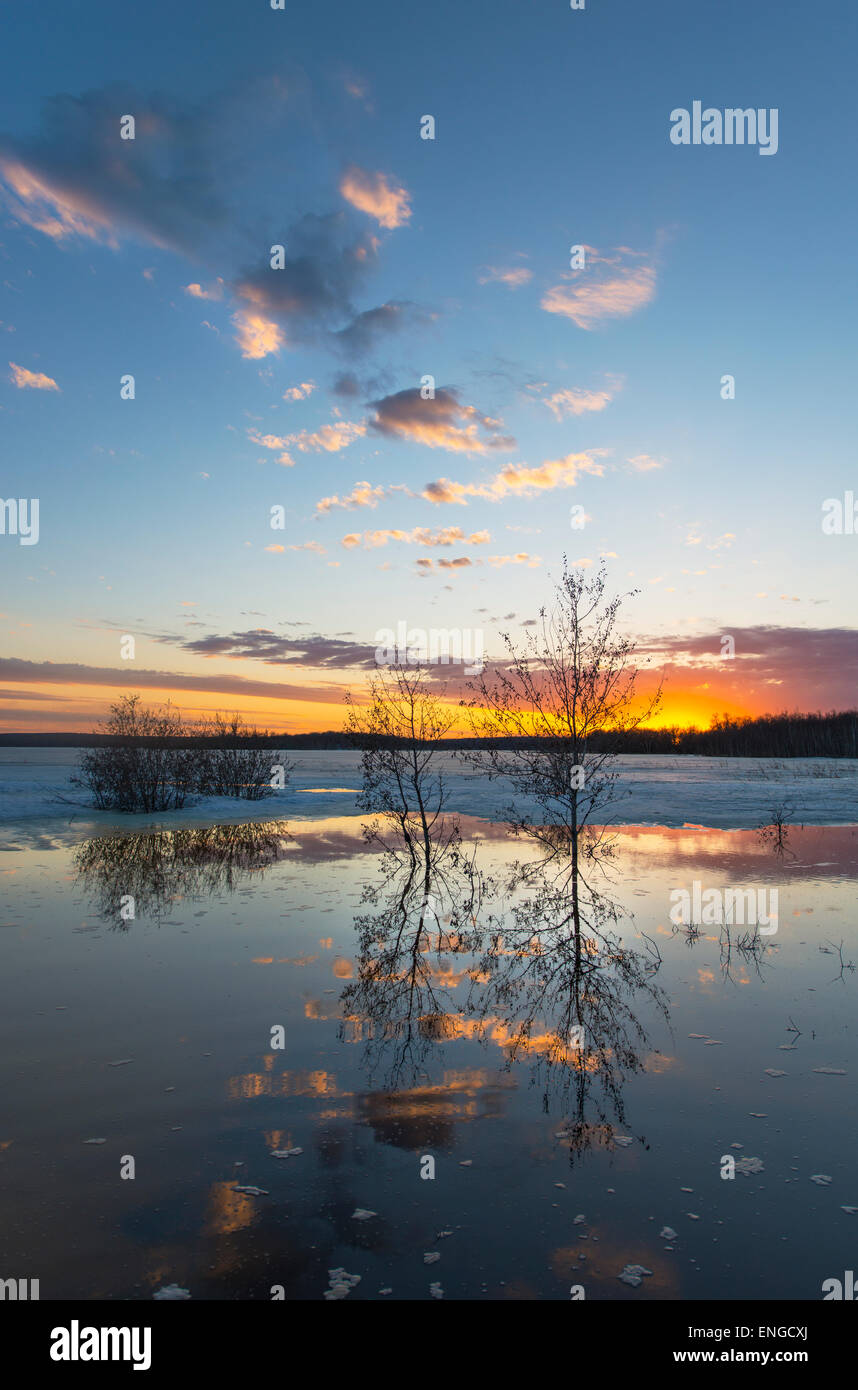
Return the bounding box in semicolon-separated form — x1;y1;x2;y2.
3;710;858;757
665;710;858;758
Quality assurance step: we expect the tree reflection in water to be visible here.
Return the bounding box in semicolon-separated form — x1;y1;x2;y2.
339;817;490;1088
73;820;290;925
471;843;670;1162
343;812;670;1163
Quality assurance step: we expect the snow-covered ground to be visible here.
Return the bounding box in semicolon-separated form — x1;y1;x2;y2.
0;747;856;839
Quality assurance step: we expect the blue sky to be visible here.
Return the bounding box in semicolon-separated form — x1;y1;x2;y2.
1;0;856;730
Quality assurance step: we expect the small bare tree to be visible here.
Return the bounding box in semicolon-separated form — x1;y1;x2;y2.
344;663;457;870
461;560;662;907
342;663;489;1087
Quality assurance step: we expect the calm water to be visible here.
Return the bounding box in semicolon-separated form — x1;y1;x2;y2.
1;782;856;1301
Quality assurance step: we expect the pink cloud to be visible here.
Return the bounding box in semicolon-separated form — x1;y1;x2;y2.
339;165;411;229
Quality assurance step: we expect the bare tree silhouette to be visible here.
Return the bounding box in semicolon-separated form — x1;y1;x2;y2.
460;560;663;931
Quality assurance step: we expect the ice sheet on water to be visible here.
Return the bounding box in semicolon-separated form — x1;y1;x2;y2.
4;748;858;833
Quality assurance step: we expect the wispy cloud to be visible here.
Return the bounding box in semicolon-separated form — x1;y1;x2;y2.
684;528;736;551
183;279;224;301
160;630;378;670
541;247;656;329
0;85;422;369
422;450;607;505
249;420;365;465
230;215;404;358
0;86;225;253
316;480;390;514
542;382;619;419
0;653;371;696
369;387;515;454
415;555;474;573
342;526;491;550
9;361;59;391
486;553;541;568
478;264;533;288
232;309;284;360
627;453;665;472
339;165;411;229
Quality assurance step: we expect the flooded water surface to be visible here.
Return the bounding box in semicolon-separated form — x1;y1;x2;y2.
1;766;856;1301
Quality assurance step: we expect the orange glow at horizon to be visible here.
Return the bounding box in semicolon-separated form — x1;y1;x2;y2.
0;672;781;736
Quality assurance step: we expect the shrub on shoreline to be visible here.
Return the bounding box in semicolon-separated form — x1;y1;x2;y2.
72;696;291;812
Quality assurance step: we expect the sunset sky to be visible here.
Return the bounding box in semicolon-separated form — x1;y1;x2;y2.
1;0;856;734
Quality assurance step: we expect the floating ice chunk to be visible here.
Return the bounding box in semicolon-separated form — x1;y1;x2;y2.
234;1185;269;1195
688;1034;709;1039
429;1281;444;1299
618;1264;652;1287
704;1040;723;1046
107;1059;133;1067
351;1208;377;1221
659;1227;678;1241
764;1069;787;1077
735;1156;764;1176
324;1268;361;1299
813;1068;846;1075
841;1206;858;1215
153;1284;190;1300
613;1136;633;1148
271;1147;303;1158
82;1138;106;1145
810;1174;832;1186
459;1159;473;1167
424;1252;441;1264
